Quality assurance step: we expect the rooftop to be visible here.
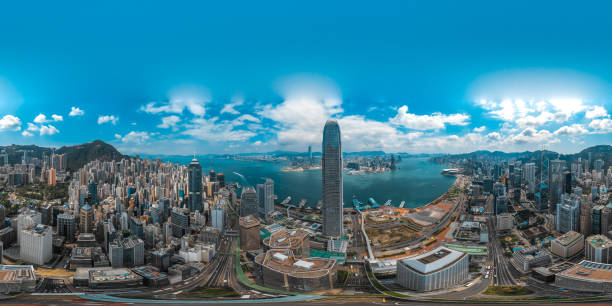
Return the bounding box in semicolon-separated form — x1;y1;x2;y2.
265;228;309;249
587;235;612;249
257;250;335;277
400;246;466;274
239;215;260;228
554;231;583;246
559;260;612;282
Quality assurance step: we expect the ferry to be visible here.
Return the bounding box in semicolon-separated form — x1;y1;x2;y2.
368;197;380;208
399;201;405;208
352;198;364;210
281;196;292;205
384;200;392;206
441;168;460;176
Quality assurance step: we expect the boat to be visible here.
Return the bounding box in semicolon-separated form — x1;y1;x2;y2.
399;201;405;208
441;168;460;176
281;196;292;205
368;197;380;208
316;200;322;210
384;200;391;206
298;199;307;208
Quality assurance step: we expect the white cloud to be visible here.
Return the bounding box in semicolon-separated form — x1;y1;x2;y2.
119;131;151;144
26;123;39;131
589;118;612;133
34;113;64;123
0;115;21;131
33;114;47;123
473;126;487;132
69;106;85;116
515;112;555;128
39;125;59;136
553;124;589;136
221;97;243;115
390;105;470;130
585;106;609;119
486;132;502;141
234;114;261;125
183;117;256;142
21;130;33;137
157;115;181;130
508;128;554;145
98;115;119;125
141;86;210;117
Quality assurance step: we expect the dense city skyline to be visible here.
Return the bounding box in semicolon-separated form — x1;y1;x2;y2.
1;2;612;155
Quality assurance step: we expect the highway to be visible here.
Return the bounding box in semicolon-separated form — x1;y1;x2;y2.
485;194;517;286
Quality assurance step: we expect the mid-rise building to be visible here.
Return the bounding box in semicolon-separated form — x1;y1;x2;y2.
20;224;52;265
551;231;584;258
109;235;144;267
170;207;190;238
585;235;612;264
556;194;581;233
239;215;261;251
396;246;469;291
496;213;513;231
57;213;76;242
80;204;94;233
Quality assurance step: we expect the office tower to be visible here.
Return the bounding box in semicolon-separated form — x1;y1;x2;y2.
556;195;580;233
549;159;565;214
495;195;508;215
18;209;41;245
322;119;343;237
209;170;216;182
0;204;5;228
239;215;261;251
602;205;612;235
130;217;144;239
240;187;259;218
580;200;592;237
257;178;274;217
585;235;612;264
88;181;98;204
217;173;225;188
593;205;604;235
308;145;313;166
57;212;76;242
80;204;94;233
594;159;604;172
109;235;144;267
48;168;57;186
40;204;52;225
20;224;52;265
151;249;170;272
170;207;190;238
187;157;203;212
0;241;3;264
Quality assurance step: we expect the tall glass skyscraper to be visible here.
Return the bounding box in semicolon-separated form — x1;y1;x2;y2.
322;120;343;237
188;157;203;212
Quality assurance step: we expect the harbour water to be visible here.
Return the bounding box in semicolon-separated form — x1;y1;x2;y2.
161;156;456;209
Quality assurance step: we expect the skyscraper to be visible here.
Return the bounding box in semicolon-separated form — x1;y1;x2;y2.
240;187;259;218
322;120;343;237
549;159;565;214
257;178;275;217
187;157;203;212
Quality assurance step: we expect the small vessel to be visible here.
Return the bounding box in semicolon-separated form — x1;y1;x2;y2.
299;199;307;208
281;196;292;205
384;200;392;206
399;201;405;208
368;197;380;208
316;200;322;210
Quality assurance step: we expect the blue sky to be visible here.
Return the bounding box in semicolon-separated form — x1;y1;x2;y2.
0;1;611;154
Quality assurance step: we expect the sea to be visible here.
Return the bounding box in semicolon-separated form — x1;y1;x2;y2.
159;156;456;209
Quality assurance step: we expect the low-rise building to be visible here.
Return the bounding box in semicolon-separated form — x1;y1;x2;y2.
239;215;261;251
0;265;36;294
551;231;584;258
510;247;552;273
253;249;336;292
88;268;143;289
396;246;469;291
556;260;612;293
263;229;310;258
